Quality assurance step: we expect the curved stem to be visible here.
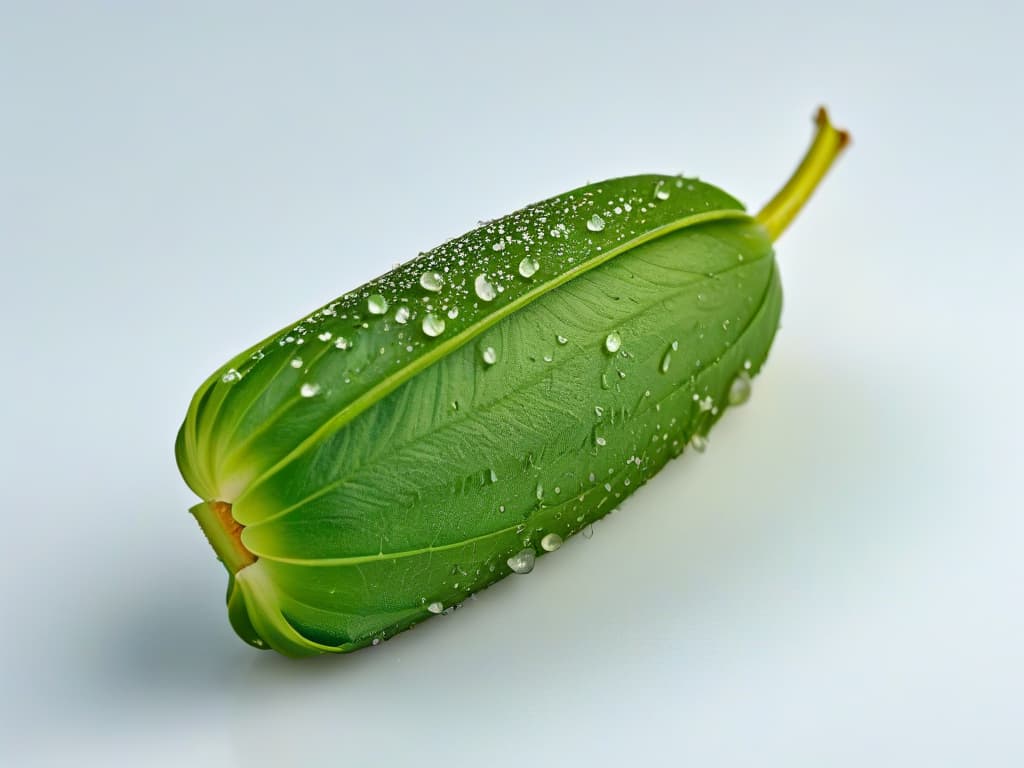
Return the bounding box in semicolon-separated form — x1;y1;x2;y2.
191;500;256;574
756;107;850;241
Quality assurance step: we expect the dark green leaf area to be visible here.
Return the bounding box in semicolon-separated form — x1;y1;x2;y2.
234;219;781;644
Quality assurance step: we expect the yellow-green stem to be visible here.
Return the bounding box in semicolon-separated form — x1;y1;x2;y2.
756;107;850;241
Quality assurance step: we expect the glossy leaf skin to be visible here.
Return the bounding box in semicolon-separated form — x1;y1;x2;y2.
177;175;782;657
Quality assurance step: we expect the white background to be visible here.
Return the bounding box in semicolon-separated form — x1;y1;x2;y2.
2;2;1022;766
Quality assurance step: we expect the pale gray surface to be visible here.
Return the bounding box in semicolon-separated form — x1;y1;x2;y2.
1;2;1022;766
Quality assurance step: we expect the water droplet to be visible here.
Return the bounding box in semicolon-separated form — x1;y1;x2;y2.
743;359;752;370
221;369;241;383
699;396;714;412
290;358;303;369
518;257;539;278
541;533;563;552
728;372;752;405
367;294;389;315
690;435;707;453
556;335;568;345
671;340;679;351
491;240;505;252
372;638;381;646
427;601;444;614
447;307;460;319
420;271;444;292
595;436;607;447
482;346;497;365
654;180;670;200
474;274;496;301
604;332;622;353
660;350;672;373
334;337;351;350
581;524;595;539
394;306;411;324
318;331;332;342
422;313;446;337
488;468;498;483
586;214;606;232
507;548;536;574
594;405;604;417
300;382;321;398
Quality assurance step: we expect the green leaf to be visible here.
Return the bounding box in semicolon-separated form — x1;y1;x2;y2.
177;109;848;657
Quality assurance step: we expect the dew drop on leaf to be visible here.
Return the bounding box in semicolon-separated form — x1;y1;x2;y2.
367;294;389;315
605;332;622;353
482;346;497;365
394;306;411;324
586;214;606;232
422;313;446;337
507;548;536;574
474;274;497;301
334;336;351;350
300;382;321;398
420;271;444;292
690;434;707;453
541;533;563;552
729;372;752;405
518;257;539;278
427;601;444;614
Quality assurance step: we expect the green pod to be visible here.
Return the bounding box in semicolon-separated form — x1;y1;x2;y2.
177;109;848;656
